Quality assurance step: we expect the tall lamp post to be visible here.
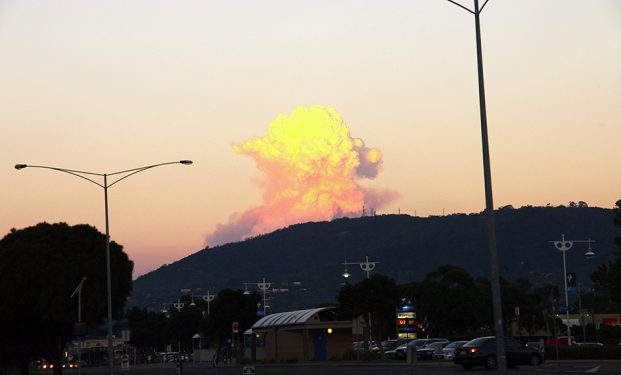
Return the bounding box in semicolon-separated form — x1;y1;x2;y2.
445;0;506;371
15;160;193;374
201;292;216;315
549;235;595;345
244;278;272;316
342;256;379;345
190;291;216;315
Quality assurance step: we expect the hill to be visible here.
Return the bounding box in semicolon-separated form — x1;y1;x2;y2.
130;206;620;312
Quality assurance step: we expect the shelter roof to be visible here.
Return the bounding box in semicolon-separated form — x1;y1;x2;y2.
251;307;336;329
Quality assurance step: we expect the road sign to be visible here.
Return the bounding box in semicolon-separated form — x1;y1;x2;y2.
232;321;239;333
243;366;255;374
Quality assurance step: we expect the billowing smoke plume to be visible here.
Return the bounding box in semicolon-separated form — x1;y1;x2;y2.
206;105;398;246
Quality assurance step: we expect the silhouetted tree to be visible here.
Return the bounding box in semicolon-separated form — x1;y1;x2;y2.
591;199;621;305
199;289;260;345
126;307;169;353
401;265;561;338
415;265;487;337
0;223;133;375
337;274;400;342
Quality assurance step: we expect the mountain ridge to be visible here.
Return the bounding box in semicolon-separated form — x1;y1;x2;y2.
130;206;619;312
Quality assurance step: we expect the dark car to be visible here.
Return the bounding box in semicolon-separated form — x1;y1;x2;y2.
438;340;469;359
391;338;448;359
389;340;413;359
417;341;448;360
372;339;403;358
453;336;542;370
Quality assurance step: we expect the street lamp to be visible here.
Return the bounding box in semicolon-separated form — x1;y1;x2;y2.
162;303;173;317
341;256;379;346
342;256;379;280
445;0;506;371
173;298;185;312
201;292;216;315
15;160;192;374
549;234;594;346
585;239;596;259
190;291;216;315
342;263;351;279
244;278;272;316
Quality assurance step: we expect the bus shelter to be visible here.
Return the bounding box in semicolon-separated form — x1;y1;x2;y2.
246;307;355;362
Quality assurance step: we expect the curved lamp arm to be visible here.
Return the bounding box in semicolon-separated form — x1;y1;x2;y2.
106;160;192;188
15;164;105;187
15;160;192;189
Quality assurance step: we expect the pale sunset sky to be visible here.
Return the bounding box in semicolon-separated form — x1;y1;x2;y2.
1;1;620;277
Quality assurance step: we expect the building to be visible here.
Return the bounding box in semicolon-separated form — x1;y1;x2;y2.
245;307;358;362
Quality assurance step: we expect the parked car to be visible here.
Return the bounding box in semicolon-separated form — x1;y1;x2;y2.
372;339;403;357
62;360;79;369
384;348;398;359
391;338;448;359
382;339;402;351
417;341;449;360
436;340;469;359
352;340;375;351
453;336;543;370
35;359;54;370
388;339;414;359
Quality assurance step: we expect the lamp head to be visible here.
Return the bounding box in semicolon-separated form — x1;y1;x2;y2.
342;271;351;278
180;160;193;165
14;164;27;170
585;249;596;258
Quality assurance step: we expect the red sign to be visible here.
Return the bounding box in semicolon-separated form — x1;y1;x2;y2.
397;318;417;326
232;321;239;333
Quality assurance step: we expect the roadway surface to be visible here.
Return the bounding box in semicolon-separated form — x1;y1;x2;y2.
72;360;621;375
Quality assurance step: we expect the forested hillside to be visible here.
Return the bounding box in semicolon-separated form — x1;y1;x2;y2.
130;205;619;312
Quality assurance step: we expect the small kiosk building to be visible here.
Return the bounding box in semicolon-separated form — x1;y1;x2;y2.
246;307;355;362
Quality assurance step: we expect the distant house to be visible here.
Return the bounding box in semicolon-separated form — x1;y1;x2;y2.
245;307;358;362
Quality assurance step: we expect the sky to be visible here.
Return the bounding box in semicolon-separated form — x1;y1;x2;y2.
1;0;620;278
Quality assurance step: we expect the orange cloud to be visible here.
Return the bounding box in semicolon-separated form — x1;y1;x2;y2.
206;105;398;246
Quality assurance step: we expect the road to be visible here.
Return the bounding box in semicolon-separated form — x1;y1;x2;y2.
71;360;621;375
